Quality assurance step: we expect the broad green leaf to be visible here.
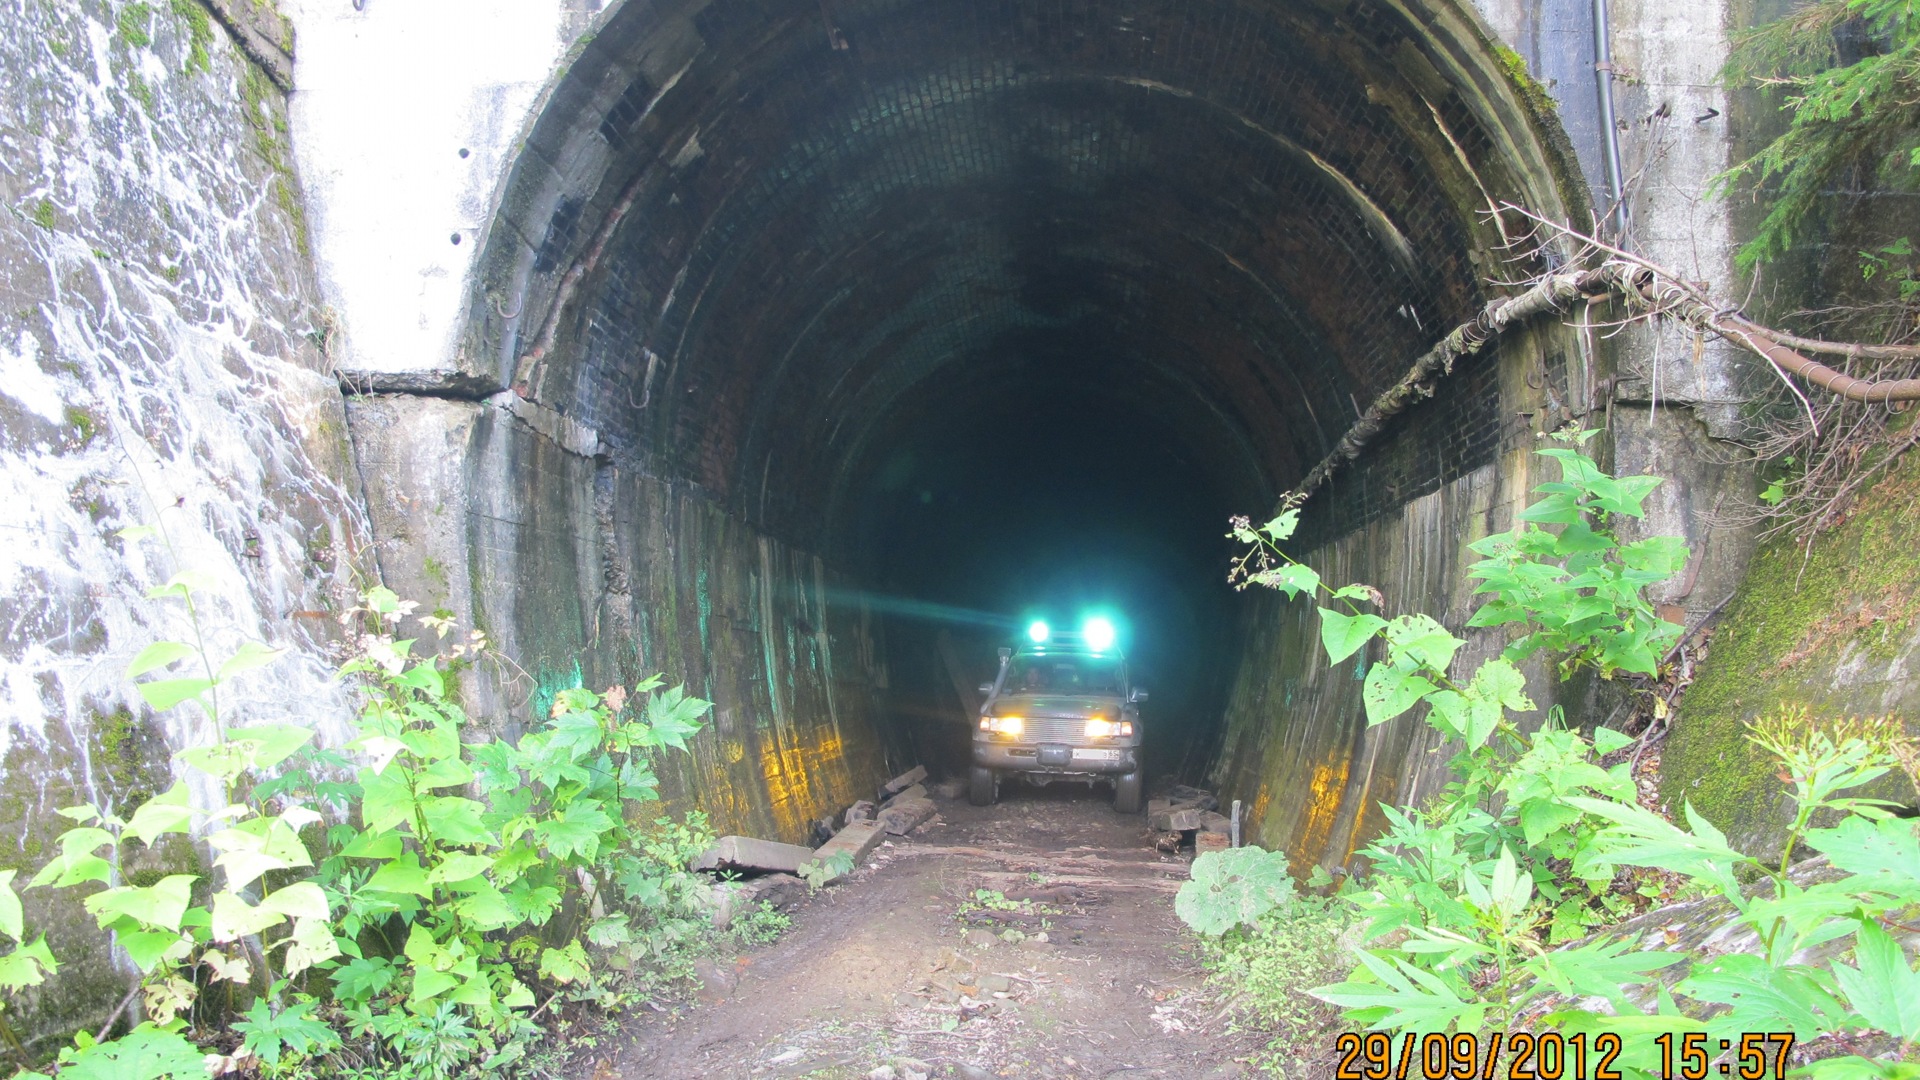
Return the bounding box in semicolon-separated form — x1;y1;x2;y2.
330;955;397;1002
224;724;315;771
538;941;591;984
208;825;302;893
143;570;220;602
357;766;418;833
419;795;493;845
215;641;285;681
54;1022;205;1080
1517;491;1582;524
1566;796;1750;899
1527;936;1684;1013
211;892;286;943
1173;847;1295;936
136;676;213;712
125;783;195;847
1256;563;1321;599
533;800;616;860
1468;658;1533;711
259;882;329;921
0;935;57;990
427;853;493;886
1384;613;1464;674
278;916;341;977
82;875;196;934
337;828;402;860
1803;815;1920;897
1363;663;1436;726
1263;510;1300;540
177;741;253;783
453;887;519;931
1329;584;1376;602
1678;954;1850;1039
1831;919;1920;1041
1319;608;1387;665
643;684;712;752
1311;949;1484;1034
1592;726;1635;755
31;827;117;889
114;930;191;973
1518;799;1583;847
125;641;195;679
366;851;433;898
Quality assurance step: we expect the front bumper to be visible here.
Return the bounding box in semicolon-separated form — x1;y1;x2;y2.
973;740;1140;775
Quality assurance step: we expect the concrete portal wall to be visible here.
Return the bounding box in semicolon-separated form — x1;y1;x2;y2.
0;0;367;1038
344;395;893;845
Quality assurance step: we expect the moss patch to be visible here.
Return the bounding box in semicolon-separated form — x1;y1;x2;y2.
29;198;57;230
169;0;213;74
117;1;155;48
240;63;310;257
1663;447;1920;854
1495;46;1559;117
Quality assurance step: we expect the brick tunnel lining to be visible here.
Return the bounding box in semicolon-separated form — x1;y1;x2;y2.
460;0;1578;789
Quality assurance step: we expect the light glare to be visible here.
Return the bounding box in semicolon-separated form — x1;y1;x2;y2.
1027;620;1051;643
1082;617;1117;651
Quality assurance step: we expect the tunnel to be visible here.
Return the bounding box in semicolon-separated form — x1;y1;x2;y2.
350;0;1587;872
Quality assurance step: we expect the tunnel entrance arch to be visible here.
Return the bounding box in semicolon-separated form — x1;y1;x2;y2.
383;0;1590;856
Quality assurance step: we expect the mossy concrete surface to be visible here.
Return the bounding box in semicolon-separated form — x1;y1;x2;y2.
1663;448;1920;858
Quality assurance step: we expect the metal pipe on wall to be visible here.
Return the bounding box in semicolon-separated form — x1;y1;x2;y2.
1593;0;1630;235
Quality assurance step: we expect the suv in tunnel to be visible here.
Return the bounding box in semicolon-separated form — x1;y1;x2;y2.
971;637;1147;812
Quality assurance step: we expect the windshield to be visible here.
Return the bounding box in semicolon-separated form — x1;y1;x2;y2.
1003;654;1124;696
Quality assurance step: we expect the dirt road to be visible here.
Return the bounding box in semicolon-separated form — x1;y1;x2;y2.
600;783;1257;1079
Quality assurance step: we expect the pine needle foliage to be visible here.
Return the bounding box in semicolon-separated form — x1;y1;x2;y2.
1720;0;1920;269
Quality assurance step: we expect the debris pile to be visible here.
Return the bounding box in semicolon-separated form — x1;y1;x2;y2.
1146;785;1237;854
696;764;945;915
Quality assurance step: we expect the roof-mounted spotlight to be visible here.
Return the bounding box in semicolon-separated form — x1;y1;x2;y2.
1082;617;1116;652
1027;620;1051;644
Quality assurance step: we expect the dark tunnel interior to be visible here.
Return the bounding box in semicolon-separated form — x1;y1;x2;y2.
476;0;1572;791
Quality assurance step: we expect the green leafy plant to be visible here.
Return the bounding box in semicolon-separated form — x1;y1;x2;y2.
1205;438;1920;1078
1175;847;1297;937
13;544;722;1076
1197;895;1356;1076
797;851;854;892
1720;0;1920;269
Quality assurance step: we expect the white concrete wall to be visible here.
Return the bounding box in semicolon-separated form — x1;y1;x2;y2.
283;0;583;379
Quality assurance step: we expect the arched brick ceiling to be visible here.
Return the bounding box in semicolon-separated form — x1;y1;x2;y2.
472;0;1576;553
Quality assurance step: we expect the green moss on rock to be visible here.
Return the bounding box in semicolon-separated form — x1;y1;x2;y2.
169;0;213;73
1664;448;1920;855
117;1;154;47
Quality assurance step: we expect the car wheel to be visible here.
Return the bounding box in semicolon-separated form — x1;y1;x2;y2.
1113;767;1143;814
969;765;998;806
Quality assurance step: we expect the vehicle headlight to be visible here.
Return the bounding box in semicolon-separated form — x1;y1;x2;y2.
983;715;1023;736
1085;718;1114;739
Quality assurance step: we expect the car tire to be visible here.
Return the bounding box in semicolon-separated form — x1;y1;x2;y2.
969;765;998;807
1113;767;1143;814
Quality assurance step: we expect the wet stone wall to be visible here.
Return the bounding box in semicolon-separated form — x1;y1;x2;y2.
1210;323;1583;874
0;0;366;1039
344;395;895;847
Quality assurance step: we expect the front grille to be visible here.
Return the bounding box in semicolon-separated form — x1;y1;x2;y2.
1022;717;1085;742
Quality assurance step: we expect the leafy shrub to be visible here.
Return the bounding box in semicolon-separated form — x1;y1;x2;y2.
1199;898;1356;1075
1176;847;1297;937
8;550;725;1077
1209;433;1920;1080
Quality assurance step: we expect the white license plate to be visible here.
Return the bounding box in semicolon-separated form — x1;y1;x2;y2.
1071;748;1120;762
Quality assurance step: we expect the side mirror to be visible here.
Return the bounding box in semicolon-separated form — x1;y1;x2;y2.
997;647;1012;660
978;683;995;695
1129;688;1149;703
